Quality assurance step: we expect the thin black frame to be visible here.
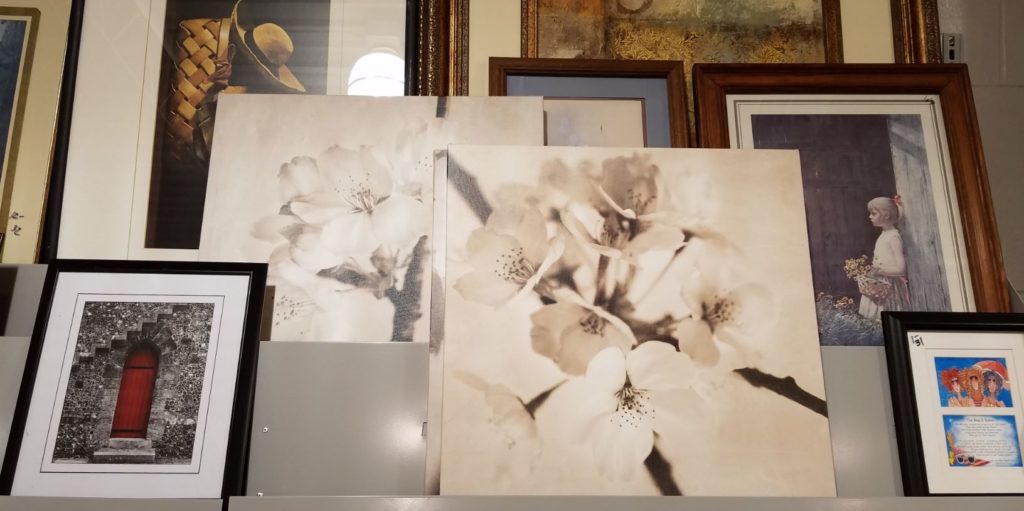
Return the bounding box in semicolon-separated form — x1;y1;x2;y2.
883;311;1024;496
0;259;267;502
39;0;84;263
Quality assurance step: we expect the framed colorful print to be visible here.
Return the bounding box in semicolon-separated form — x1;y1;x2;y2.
0;259;266;499
56;0;418;262
883;311;1024;495
694;63;1008;347
490;57;688;147
0;0;77;263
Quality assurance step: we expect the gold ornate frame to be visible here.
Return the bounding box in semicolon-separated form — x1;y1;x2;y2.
418;0;941;96
0;7;38;257
521;0;845;63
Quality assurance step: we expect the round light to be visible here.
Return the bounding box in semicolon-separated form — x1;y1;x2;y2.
347;51;405;96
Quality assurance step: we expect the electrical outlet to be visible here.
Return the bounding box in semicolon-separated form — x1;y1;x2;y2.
942;33;963;63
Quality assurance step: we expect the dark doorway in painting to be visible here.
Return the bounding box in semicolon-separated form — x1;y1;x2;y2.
751;113;952;346
110;345;160;439
753;115;896;299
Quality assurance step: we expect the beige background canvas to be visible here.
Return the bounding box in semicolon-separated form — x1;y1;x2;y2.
439;146;835;495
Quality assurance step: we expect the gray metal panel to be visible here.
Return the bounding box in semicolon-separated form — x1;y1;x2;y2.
0;336;29;462
0;497;221;510
246;342;427;496
821;346;903;496
228;496;1024;511
0;264;46;337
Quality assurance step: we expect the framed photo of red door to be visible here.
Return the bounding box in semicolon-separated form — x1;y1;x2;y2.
0;259;266;500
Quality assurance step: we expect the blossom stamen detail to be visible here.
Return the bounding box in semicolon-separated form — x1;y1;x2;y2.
704;296;738;331
579;312;606;336
612;380;651;429
495;247;536;285
337;174;383;213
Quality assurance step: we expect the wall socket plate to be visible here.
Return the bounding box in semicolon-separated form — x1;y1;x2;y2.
942;33;963;63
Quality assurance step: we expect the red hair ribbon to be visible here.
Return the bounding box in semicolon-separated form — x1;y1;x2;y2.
893;194;902;206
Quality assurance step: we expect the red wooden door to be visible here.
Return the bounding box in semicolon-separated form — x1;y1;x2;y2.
110;348;159;439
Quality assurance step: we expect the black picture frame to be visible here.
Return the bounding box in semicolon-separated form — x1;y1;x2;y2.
1;259;266;501
39;0;85;263
883;311;1024;496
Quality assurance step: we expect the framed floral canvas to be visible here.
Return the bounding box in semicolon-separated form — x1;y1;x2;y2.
438;145;835;495
198;95;543;343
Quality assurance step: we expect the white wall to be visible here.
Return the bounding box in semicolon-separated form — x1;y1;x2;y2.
939;0;1024;294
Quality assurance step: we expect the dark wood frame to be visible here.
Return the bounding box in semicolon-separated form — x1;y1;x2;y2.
490;57;689;148
883;311;1024;495
693;63;1009;315
0;260;267;503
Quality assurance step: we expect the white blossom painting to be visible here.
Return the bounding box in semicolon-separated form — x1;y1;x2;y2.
438;146;836;495
198;95;543;342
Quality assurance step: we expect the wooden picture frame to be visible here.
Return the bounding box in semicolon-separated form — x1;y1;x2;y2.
883;311;1024;495
1;259;266;500
490;57;688;148
693;63;1008;346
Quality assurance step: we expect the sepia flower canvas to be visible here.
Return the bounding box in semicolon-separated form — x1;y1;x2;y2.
438;145;836;495
198;95;543;342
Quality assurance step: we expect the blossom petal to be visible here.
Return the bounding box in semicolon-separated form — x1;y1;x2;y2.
712;283;776;351
621;224;686;262
319;144;392;203
291;231;349;272
320;212;381;255
484;384;538;444
539;157;596;205
454;270;521;307
486;206;549;265
511;235;565;303
465;228;521;275
674;318;720;367
290;192;351;225
278;156;321;202
585;346;627;395
529;302;584;361
590;409;654;480
251;214;300;243
627;340;695;392
370;194;430;248
561;210;624;259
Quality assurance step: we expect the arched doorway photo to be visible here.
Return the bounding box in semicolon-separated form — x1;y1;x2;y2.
110;345;160;439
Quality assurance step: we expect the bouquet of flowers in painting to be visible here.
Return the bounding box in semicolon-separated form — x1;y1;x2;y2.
438;146;836;495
